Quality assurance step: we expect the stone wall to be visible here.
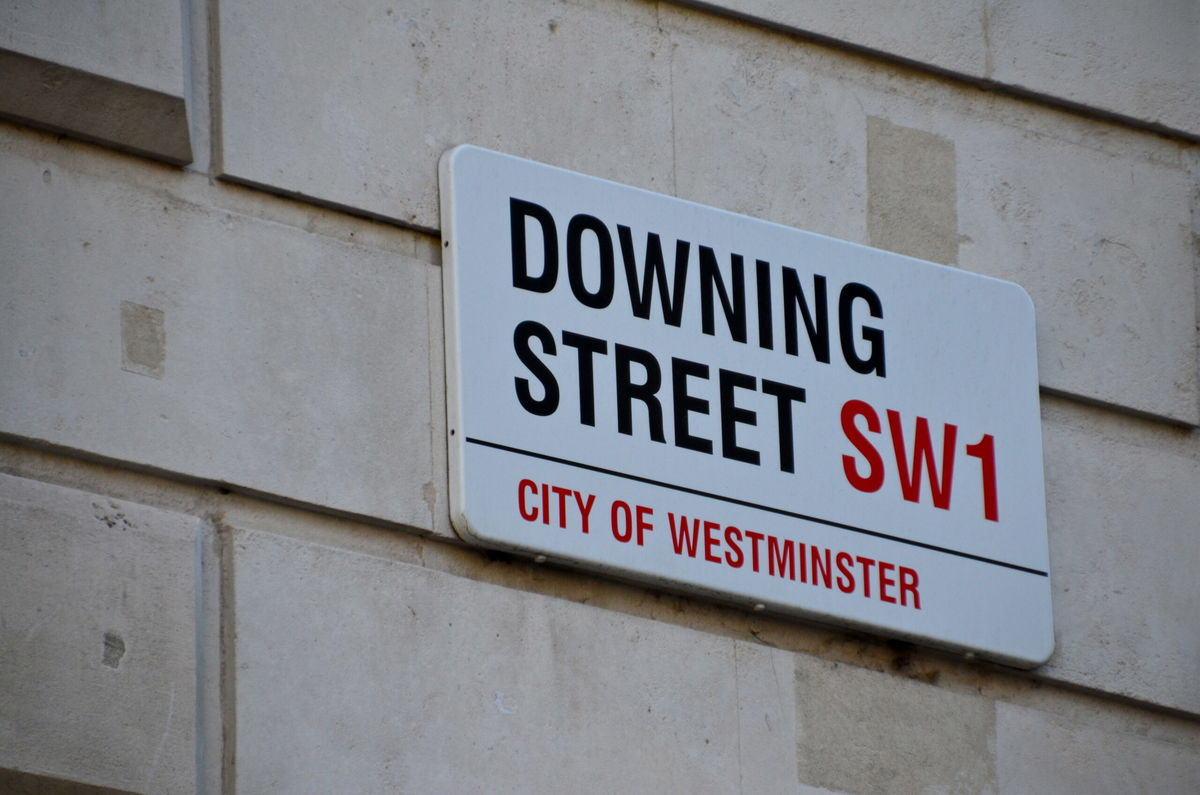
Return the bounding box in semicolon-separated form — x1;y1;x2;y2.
2;1;1197;792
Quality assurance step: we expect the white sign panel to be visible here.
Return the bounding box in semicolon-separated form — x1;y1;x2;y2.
440;145;1053;668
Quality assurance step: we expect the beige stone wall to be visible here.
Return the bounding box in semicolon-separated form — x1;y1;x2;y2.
2;1;1198;792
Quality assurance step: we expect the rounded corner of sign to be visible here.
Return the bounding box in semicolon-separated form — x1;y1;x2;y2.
1005;630;1055;670
450;513;526;560
439;143;470;167
448;508;486;546
440;144;487;174
1005;280;1038;320
1027;630;1056;669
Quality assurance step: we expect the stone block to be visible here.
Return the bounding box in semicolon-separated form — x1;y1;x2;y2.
668;23;869;243
986;0;1199;136
734;642;800;792
0;136;444;533
663;8;1198;424
231;525;799;793
794;658;996;794
678;0;984;77
955;118;1198;425
672;0;1199;135
866;116;958;265
0;1;191;162
218;0;673;229
0;473;196;794
1;1;185;95
1038;399;1200;715
996;702;1200;794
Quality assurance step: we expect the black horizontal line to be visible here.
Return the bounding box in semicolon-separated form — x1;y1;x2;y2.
465;437;1049;577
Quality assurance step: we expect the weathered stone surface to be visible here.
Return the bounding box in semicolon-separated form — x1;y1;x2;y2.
1038;398;1200;715
986;0;1199;136
672;0;1200;136
0;1;191;162
956;118;1198;424
735;641;800;792
1;1;185;95
218;0;673;228
996;702;1200;793
795;658;996;794
0;473;196;794
679;0;984;75
795;653;1200;793
0;133;443;532
669;24;869;244
866;116;958;265
232;525;799;793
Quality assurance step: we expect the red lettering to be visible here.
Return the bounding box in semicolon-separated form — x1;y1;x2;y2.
855;555;876;598
669;513;700;557
573;490;595;533
768;536;796;580
551;485;572;528
611;500;633;542
899;566;921;609
518;479;538;521
744;530;765;572
835;551;855;593
724;526;744;568
965;433;999;521
660;506;921;612
541;483;550;525
841;400;885;492
810;546;832;588
877;561;897;604
635;505;653;545
703;520;722;563
887;410;956;510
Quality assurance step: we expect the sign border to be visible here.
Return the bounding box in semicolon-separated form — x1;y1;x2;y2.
439;144;1053;668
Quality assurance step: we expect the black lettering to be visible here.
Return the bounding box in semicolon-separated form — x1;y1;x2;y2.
838;282;886;377
617;226;689;326
719;369;759;465
513;320;559;416
615;344;665;442
566;214;615;309
510;198;558;292
761;379;807;473
699;246;747;343
561;331;608;426
671;357;712;454
755;259;773;350
782;269;829;363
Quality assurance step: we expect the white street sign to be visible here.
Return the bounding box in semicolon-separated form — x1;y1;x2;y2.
440;145;1053;668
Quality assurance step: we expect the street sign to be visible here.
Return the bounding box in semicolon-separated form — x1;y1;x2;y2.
440;145;1053;668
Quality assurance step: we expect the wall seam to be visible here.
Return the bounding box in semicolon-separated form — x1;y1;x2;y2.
216;517;237;795
207;0;223;176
